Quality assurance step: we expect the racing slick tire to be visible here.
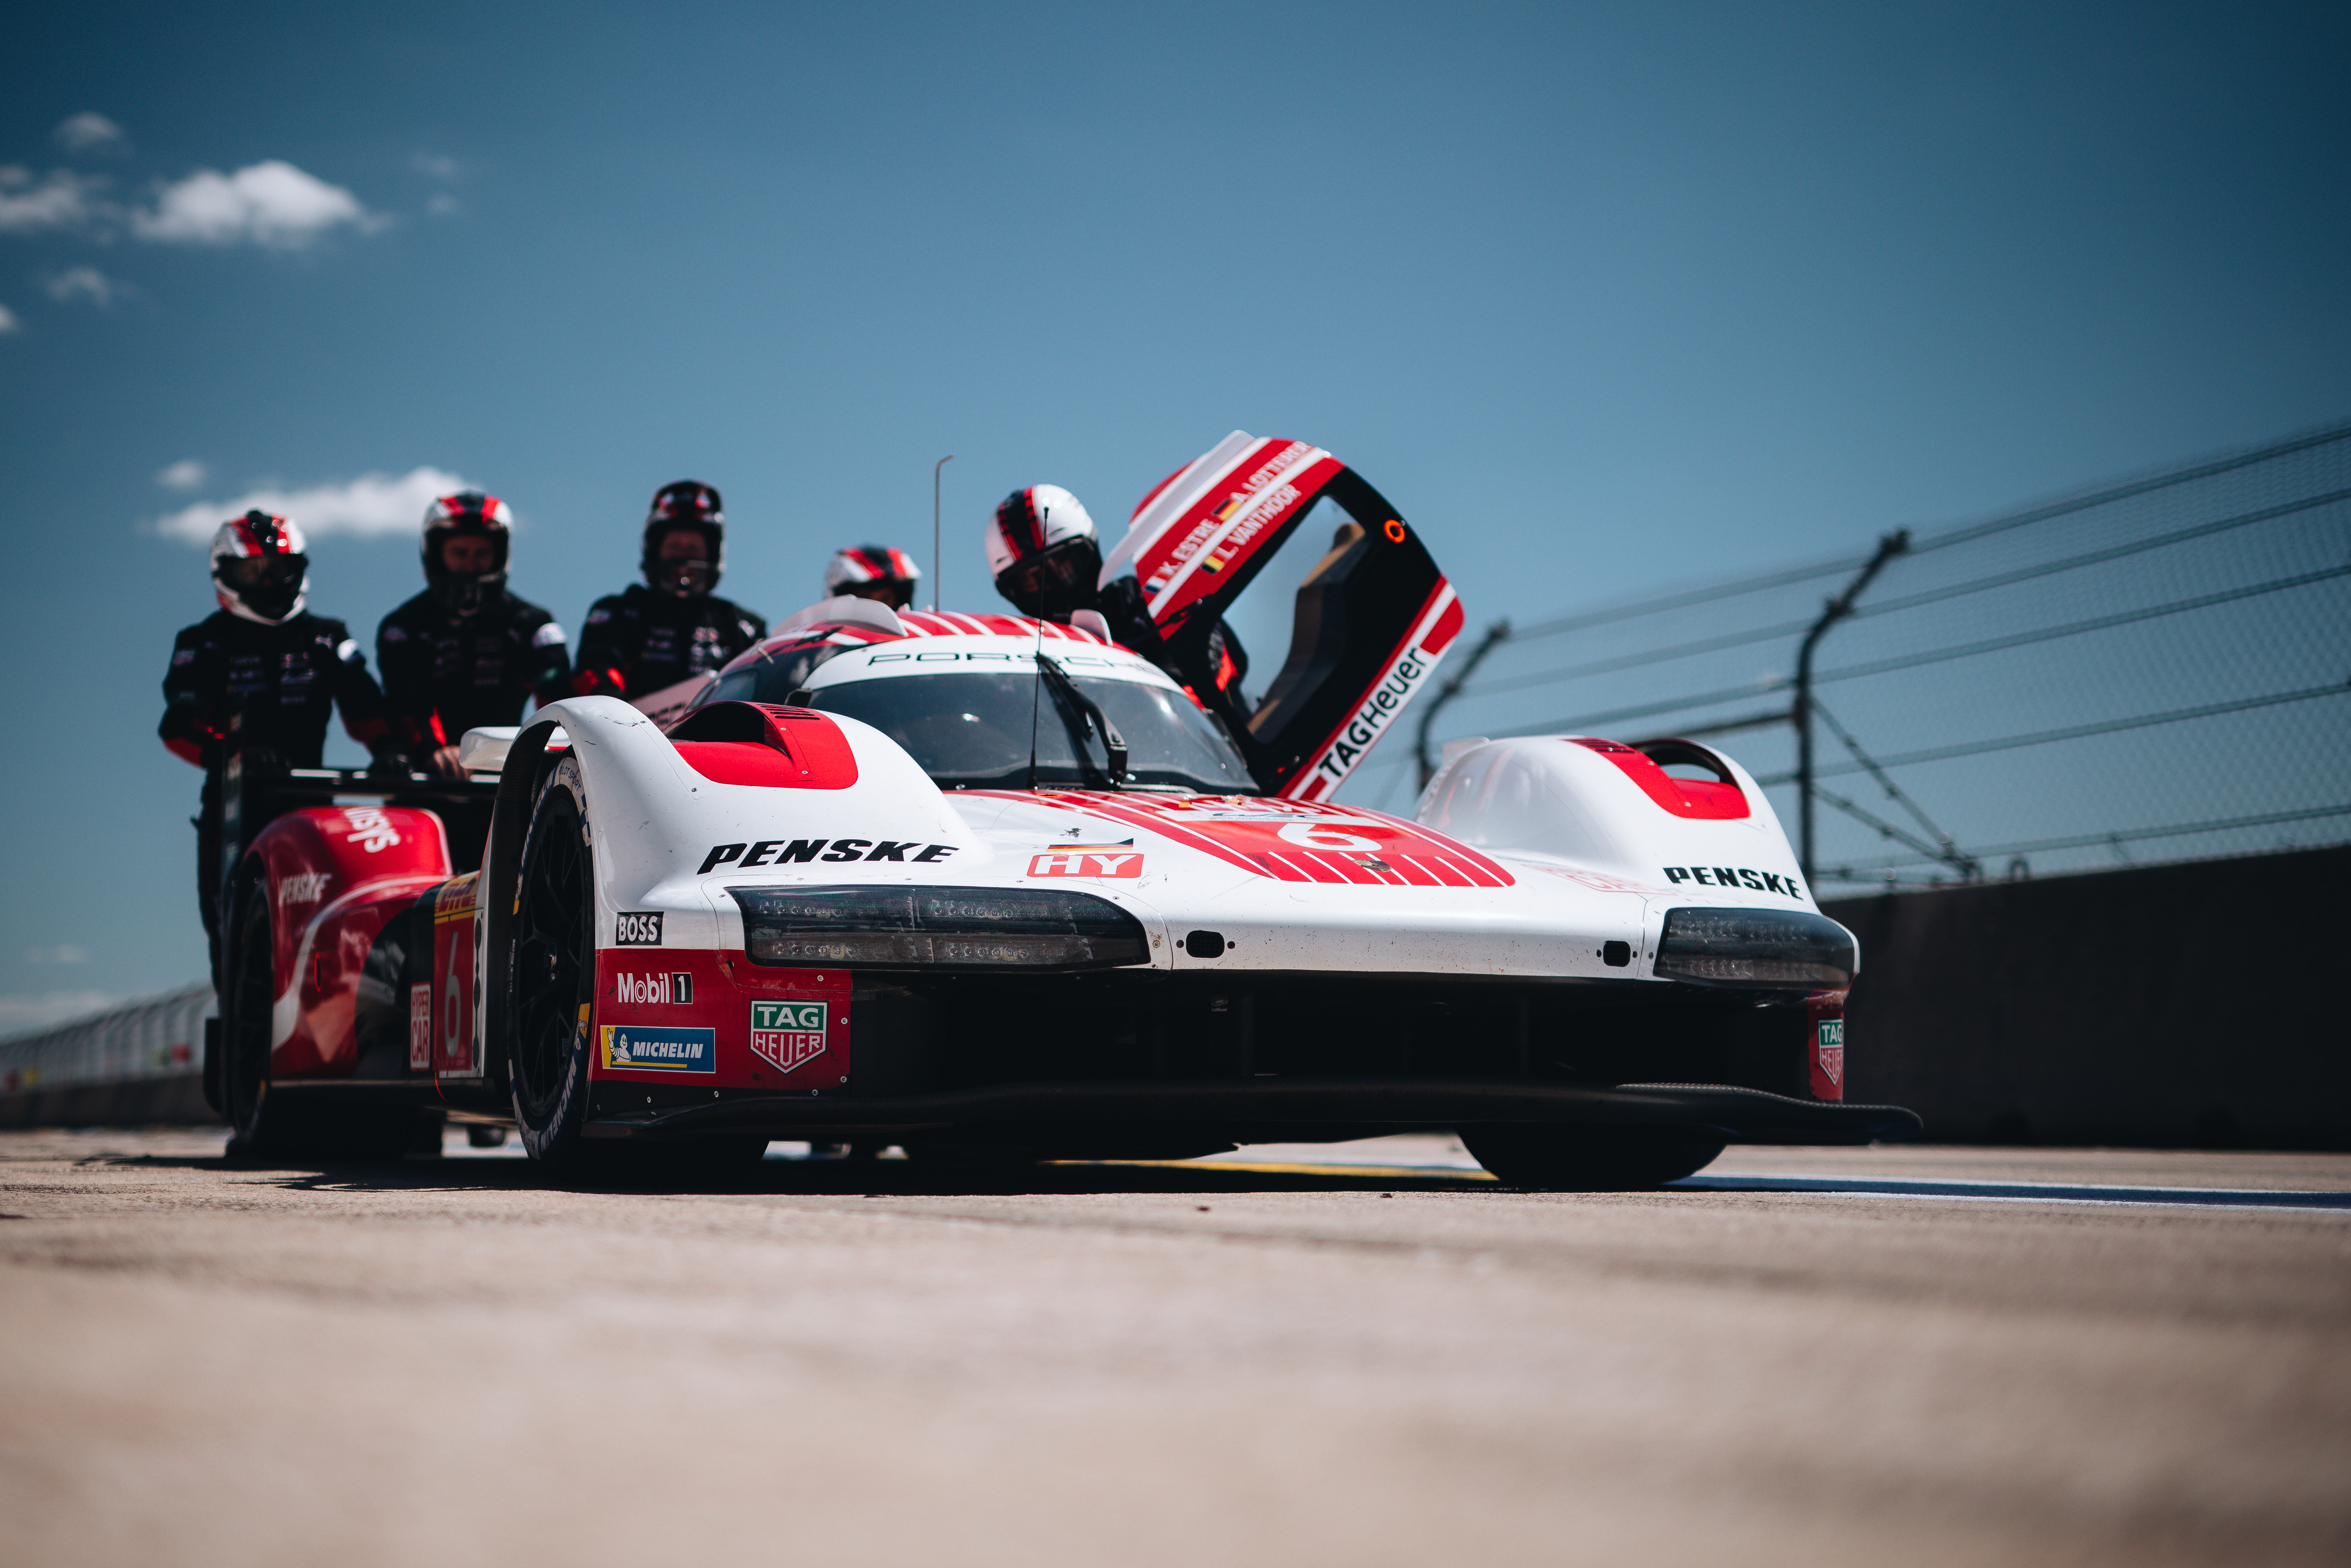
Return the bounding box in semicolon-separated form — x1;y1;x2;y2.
218;872;427;1164
507;755;601;1166
1460;1124;1727;1191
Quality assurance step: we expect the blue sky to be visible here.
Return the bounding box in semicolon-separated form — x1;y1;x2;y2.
2;1;2346;1029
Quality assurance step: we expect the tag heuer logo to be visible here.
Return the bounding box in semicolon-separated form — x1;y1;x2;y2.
749;999;828;1075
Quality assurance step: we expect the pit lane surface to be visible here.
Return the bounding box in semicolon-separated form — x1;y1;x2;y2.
1;1132;2345;1567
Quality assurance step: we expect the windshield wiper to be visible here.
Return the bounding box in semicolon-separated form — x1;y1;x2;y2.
1035;654;1128;789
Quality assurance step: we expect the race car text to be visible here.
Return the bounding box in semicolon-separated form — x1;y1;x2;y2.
698;839;960;874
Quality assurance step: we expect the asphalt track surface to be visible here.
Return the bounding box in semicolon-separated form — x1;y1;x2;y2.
2;1131;2346;1567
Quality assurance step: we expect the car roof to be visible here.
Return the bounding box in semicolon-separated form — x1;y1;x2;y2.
718;609;1180;691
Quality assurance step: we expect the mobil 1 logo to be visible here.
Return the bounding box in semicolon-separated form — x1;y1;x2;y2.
615;911;664;945
749;999;828;1075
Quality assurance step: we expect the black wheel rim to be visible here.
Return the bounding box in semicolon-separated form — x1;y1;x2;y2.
512;786;590;1122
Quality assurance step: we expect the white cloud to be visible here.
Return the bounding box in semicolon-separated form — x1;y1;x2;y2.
0;304;17;335
133;161;370;248
153;466;469;544
156;459;206;490
0;167;106;235
426;193;460;217
412;153;457;178
54;113;126;153
25;945;89;964
46;266;125;305
0;990;116;1040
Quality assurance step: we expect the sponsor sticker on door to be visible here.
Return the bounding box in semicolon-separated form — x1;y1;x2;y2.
749;1000;828;1075
599;1025;716;1074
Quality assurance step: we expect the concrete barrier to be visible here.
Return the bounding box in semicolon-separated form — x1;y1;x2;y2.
0;984;218;1128
1825;846;2349;1149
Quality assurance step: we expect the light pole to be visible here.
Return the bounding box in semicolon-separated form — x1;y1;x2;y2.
932;455;954;612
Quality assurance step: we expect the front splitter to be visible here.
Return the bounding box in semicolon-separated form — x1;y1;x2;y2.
580;1078;1919;1144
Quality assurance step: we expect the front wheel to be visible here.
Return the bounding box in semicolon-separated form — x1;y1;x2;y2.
1460;1124;1727;1191
507;756;599;1164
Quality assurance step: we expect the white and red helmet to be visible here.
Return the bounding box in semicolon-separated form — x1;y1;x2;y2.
987;484;1100;620
823;544;923;608
421;491;514;615
209;509;310;624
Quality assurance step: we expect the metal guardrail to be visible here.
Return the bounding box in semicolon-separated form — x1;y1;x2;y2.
0;983;214;1102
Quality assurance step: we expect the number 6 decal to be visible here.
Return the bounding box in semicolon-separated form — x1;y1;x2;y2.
1277;821;1384;852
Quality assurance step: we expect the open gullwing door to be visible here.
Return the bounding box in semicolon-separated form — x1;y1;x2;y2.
1099;432;1463;800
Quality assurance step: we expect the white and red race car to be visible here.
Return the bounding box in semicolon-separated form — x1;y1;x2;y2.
209;435;1916;1186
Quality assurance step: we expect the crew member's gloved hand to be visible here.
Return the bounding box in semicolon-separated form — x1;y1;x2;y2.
364;749;412;782
238;745;287;780
429;744;467;780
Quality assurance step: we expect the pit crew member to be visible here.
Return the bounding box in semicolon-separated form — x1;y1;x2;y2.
823;544;923;610
160;510;403;973
989;483;1249;710
376;491;571;871
377;491;571;777
573;480;767;699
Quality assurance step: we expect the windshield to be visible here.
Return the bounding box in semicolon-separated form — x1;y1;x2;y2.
807;670;1256;793
706;641;845;706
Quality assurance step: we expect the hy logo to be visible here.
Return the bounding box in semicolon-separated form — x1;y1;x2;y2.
1028;850;1144;879
749;999;828;1076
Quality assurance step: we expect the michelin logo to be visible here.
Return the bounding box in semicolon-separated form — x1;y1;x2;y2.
599;1025;716;1074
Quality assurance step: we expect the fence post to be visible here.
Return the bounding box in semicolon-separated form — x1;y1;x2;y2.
1797;530;1910;883
1414;619;1512;789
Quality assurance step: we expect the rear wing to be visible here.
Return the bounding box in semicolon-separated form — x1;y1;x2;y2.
1101;433;1463;799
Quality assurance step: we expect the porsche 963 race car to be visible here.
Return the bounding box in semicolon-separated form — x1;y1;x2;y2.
205;434;1917;1186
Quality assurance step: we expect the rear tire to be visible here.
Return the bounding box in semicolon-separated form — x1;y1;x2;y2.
507;757;599;1165
1461;1124;1727;1191
219;872;425;1164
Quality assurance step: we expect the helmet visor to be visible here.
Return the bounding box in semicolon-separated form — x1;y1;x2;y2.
218;555;307;592
998;543;1093;602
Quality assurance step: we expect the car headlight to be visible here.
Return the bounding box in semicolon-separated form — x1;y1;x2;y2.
729;885;1149;970
1654;906;1856;989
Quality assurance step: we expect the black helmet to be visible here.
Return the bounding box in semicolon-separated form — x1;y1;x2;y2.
642;480;725;597
421;491;513;616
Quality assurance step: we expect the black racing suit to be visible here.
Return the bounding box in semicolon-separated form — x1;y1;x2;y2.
571;584;766;702
160;610;401;975
377;589;573;872
1094;578;1252;719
